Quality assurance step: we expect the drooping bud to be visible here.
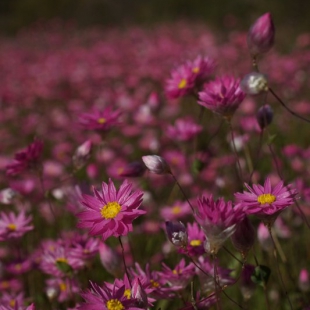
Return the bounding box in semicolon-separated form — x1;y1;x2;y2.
131;277;148;309
256;105;273;130
99;242;123;277
231;216;256;255
240;72;268;95
165;221;188;247
247;13;275;56
240;264;256;300
142;155;171;174
0;188;17;204
298;269;310;292
72;140;92;169
119;161;146;177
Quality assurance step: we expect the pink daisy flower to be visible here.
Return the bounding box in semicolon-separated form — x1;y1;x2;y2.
77;179;145;241
188;55;215;85
198;76;245;119
167;118;202;142
234;177;298;222
6;139;43;176
78;107;121;132
79;282;141;310
0;211;33;241
165;64;196;99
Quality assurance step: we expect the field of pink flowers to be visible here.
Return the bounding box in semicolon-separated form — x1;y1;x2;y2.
1;13;310;310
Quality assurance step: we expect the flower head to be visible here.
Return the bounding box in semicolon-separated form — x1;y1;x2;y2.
79;107;121;132
234;177;297;222
142;155;171;175
194;195;244;254
198;76;245;119
0;211;33;241
6;139;43;176
167;118;202;142
77;179;145;241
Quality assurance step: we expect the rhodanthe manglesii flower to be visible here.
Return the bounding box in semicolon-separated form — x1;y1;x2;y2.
77;179;145;241
167;118;202;142
6;139;43;176
78;107;121;132
198;76;245;119
194;195;244;254
235;177;298;222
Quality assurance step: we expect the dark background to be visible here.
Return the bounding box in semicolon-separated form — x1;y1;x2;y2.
0;0;308;36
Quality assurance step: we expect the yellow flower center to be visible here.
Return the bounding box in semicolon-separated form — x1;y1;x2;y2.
97;117;106;124
106;299;124;310
172;269;182;275
59;282;67;291
150;279;159;288
172;205;181;214
100;202;122;219
56;257;68;264
7;223;16;231
0;281;9;289
178;78;187;89
9;300;15;308
257;194;276;205
117;167;124;175
124;288;131;299
190;239;202;247
15;264;22;271
192;67;200;73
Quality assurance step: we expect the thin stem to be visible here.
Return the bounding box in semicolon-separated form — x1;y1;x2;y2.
227;120;243;182
170;172;195;213
206;119;224;148
190;281;198;310
248;130;263;183
223;246;244;265
267;143;283;180
212;254;222;310
269;87;310;124
294;198;310;229
118;237;132;288
268;226;293;310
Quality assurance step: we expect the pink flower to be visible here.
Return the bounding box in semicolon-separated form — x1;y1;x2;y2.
167;118;202;142
77;179;145;241
78;107;121;132
79;282;141;310
6;139;43;176
198;76;245;119
234;177;298;222
194;195;244;254
188;55;215;85
160;200;192;221
165;64;196;99
0;211;33;241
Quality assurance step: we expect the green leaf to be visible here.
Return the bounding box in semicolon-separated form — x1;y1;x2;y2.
251;265;271;287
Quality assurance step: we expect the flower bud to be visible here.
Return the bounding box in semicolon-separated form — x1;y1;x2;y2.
256;105;273;130
240;264;256;300
132;277;148;309
119;161;146;177
99;242;123;277
240;72;268;95
298;269;310;292
165;221;188;247
247;12;275;56
72;140;92;169
142;155;171;174
231;216;256;255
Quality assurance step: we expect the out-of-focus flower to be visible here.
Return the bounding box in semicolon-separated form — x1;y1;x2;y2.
6;139;43;176
188;55;215;85
240;264;256;300
0;188;17;205
235;177;297;223
78;107;121;132
247;12;275;56
165;64;196;99
165;221;188;248
240;72;269;95
167;118;202;142
178;222;205;257
46;278;79;303
194;195;244;254
99;242;123;278
0;211;33;241
119;161;146;178
131;277;148;309
6;259;32;275
77;179;145;241
159;259;195;289
256;104;273;130
142;155;171;175
299;269;310;292
198;76;245;119
160;200;192;221
257;222;273;251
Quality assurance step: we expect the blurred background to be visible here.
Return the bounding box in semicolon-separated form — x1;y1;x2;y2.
0;0;309;38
